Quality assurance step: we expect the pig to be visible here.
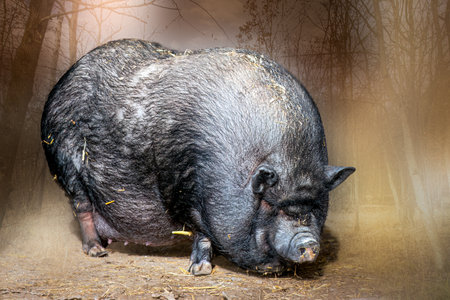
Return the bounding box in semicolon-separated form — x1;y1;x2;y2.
41;39;355;276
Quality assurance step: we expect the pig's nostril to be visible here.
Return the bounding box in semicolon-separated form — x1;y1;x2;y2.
297;246;319;263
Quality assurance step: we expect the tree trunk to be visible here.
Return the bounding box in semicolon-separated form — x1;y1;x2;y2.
50;14;63;81
373;0;394;96
0;0;55;227
68;1;79;64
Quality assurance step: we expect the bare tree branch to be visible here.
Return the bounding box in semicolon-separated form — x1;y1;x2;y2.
187;0;234;44
107;8;148;23
40;0;171;22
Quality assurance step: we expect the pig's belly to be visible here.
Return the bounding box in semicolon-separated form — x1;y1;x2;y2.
92;200;187;246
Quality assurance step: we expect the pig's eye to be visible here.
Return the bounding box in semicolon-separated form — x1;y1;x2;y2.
279;209;296;221
281;207;312;226
281;207;299;219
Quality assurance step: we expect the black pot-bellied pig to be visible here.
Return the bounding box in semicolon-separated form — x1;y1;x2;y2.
41;39;355;276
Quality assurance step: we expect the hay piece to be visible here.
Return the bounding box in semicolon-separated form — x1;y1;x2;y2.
82;137;87;161
172;224;193;237
182;285;224;290
42;139;54;145
171;231;193;237
42;134;54;145
105;200;115;205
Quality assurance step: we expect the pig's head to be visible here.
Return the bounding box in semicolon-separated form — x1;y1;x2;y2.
251;163;355;273
195;161;355;274
256;165;355;268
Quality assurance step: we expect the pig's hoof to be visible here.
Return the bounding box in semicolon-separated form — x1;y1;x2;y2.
89;246;108;257
189;233;213;275
189;260;212;276
83;244;108;257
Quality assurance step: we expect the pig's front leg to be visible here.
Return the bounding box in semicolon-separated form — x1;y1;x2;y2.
189;232;213;275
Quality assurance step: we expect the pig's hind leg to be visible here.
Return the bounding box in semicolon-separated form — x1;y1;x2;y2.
189;232;213;275
73;196;108;257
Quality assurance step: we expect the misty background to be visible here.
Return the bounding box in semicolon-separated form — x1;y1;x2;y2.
0;0;449;297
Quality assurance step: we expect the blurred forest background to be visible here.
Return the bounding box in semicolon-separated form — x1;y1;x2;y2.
0;0;449;297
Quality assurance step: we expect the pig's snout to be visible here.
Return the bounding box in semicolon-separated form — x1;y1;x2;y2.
284;236;320;263
273;214;321;265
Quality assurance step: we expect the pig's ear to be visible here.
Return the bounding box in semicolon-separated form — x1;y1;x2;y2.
324;166;355;191
252;165;278;195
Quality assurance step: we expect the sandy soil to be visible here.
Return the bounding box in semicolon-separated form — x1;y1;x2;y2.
0;231;384;299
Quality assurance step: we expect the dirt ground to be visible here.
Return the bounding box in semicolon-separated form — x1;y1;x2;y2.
0;177;448;299
0;231;383;299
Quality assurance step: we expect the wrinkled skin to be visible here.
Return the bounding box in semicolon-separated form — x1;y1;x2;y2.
41;39;355;275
